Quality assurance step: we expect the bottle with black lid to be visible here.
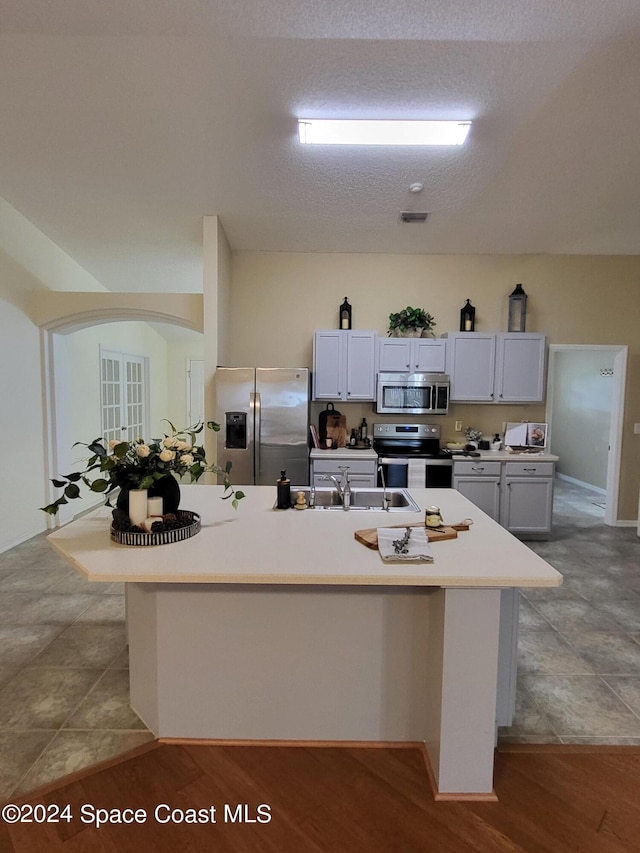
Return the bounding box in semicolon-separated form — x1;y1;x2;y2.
276;470;291;509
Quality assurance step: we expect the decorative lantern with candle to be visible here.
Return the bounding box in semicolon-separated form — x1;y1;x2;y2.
508;284;528;332
460;299;475;332
339;297;352;330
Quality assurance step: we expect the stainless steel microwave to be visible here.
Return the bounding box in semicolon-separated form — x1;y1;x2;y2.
375;372;450;415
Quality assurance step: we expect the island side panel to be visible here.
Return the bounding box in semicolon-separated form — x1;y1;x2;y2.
126;583;160;734
425;587;501;796
127;583;438;741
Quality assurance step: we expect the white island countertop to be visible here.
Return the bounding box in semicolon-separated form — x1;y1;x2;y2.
48;485;562;589
452;450;559;462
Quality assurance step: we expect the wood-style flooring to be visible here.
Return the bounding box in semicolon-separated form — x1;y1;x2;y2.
2;742;640;852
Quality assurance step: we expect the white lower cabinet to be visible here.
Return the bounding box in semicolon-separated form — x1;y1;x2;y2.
454;458;555;538
452;461;501;521
500;461;554;536
310;457;378;488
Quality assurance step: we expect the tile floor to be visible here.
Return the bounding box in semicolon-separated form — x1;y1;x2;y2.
0;536;153;800
0;479;638;799
499;479;640;745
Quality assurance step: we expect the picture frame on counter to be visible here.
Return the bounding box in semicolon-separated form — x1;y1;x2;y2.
505;421;548;448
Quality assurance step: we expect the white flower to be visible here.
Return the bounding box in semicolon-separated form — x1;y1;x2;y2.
179;453;194;466
176;440;191;451
136;444;150;458
159;449;176;462
163;437;179;448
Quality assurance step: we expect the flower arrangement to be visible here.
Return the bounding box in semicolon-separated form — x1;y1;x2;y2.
388;306;436;336
465;427;482;443
41;420;245;515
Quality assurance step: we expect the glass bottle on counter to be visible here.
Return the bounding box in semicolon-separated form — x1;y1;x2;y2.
349;428;358;446
360;418;368;442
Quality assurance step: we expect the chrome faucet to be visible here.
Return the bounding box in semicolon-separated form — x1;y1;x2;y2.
323;466;351;509
378;464;390;511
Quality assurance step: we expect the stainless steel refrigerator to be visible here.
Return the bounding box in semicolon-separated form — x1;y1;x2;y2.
214;367;310;486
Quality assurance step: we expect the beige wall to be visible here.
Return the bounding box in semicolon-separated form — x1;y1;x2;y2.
0;251;48;551
229;252;640;520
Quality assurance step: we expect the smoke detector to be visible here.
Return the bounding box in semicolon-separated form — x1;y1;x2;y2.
399;211;429;223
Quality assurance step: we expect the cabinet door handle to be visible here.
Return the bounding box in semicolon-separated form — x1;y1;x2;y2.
471;466;485;472
523;467;537;472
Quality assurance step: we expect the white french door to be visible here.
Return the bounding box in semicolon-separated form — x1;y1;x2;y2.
100;348;149;443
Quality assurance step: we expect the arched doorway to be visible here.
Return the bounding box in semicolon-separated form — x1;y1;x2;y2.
40;306;203;527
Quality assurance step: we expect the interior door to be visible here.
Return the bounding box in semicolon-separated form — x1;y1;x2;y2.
100;349;148;444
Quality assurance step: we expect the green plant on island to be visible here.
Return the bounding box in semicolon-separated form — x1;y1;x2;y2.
40;420;245;515
387;306;436;336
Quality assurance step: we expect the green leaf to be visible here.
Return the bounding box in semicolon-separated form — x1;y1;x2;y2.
232;498;238;510
64;483;80;499
87;441;107;457
63;472;82;482
139;475;155;490
161;418;177;435
89;479;109;492
113;442;129;459
207;421;221;432
235;490;245;500
51;478;67;488
40;495;68;514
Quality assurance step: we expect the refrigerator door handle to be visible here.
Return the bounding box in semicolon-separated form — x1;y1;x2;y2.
251;391;262;479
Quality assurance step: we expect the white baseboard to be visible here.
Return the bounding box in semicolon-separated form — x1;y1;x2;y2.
556;472;606;495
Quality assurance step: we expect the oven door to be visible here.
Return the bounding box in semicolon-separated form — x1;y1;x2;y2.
425;459;453;488
377;458;409;488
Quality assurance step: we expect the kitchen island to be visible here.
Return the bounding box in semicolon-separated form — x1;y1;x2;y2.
48;485;562;800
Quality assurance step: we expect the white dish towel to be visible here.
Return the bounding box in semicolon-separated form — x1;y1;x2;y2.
377;526;434;563
407;459;427;488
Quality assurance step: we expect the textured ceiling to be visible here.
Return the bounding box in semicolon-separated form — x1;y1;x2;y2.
1;0;640;292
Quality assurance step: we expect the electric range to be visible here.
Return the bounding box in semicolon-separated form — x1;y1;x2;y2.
372;423;453;489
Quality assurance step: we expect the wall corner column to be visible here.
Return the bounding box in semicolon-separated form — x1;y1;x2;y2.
203;216;232;473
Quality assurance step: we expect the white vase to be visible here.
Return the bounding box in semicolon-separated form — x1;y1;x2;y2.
128;488;148;527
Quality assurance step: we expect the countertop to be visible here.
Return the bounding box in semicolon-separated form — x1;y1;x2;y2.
48;485;562;589
310;447;378;460
451;451;559;462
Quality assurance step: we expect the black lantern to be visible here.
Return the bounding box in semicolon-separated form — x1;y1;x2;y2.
339;297;352;330
508;284;527;332
460;299;475;332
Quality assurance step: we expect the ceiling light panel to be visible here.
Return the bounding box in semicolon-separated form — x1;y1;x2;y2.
298;119;471;146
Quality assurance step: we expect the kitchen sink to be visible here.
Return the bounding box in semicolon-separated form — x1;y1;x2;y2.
281;487;421;512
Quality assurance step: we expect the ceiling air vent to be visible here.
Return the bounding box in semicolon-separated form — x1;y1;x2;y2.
399;211;429;223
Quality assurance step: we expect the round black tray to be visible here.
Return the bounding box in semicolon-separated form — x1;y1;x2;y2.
110;510;201;547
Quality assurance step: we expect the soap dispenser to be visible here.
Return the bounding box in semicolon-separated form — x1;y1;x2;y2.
276;470;291;509
492;433;502;451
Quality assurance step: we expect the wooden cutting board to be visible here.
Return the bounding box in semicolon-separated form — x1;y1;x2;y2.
326;413;348;448
355;522;470;550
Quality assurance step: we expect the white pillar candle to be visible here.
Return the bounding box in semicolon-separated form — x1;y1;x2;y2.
129;489;149;527
147;496;163;517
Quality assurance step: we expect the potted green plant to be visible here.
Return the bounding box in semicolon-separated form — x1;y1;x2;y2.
388;306;437;338
41;420;245;517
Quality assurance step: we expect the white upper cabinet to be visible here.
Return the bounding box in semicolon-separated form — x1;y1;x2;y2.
445;333;496;401
378;337;447;373
444;332;546;403
313;330;377;401
495;333;546;402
